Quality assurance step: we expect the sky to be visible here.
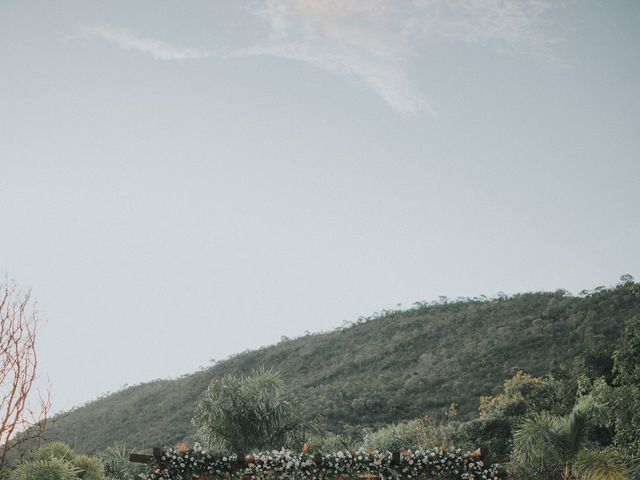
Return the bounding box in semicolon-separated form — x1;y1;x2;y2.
1;0;639;412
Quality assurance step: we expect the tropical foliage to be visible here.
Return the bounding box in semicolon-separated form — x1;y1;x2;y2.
99;444;147;480
193;369;314;454
10;444;107;480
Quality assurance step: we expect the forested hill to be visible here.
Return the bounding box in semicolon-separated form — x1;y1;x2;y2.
42;282;640;454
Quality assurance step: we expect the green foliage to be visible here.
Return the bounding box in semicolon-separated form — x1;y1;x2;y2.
361;416;453;452
455;371;558;456
479;371;546;418
11;459;78;480
193;369;311;454
304;432;354;453
613;315;640;388
511;402;594;480
574;448;628;480
451;416;512;455
28;282;640;454
588;315;640;473
12;444;109;480
361;420;424;452
72;456;104;480
99;443;146;480
511;412;563;479
31;444;75;464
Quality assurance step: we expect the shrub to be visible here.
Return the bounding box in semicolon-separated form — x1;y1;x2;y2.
574;449;628;480
193;369;311;453
362;420;423;451
99;444;146;480
73;456;105;480
31;444;75;463
11;458;78;480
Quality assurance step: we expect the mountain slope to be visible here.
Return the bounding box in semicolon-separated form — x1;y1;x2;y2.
41;282;640;454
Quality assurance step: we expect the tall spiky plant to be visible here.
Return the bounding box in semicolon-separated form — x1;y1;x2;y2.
193;368;316;457
512;400;594;480
574;449;628;480
512;411;562;479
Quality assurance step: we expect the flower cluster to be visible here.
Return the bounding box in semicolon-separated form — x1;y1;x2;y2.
141;444;504;480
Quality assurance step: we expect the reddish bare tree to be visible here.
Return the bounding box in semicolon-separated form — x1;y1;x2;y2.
0;279;51;467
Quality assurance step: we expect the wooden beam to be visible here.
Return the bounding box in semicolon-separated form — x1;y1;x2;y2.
129;453;153;464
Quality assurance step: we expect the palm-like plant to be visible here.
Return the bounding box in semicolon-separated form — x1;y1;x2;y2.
512;411;565;479
574;449;628;480
193;368;315;457
512;400;626;480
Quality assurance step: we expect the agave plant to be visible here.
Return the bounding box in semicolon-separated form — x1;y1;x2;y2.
73;455;106;480
11;458;79;480
31;443;76;463
99;443;147;480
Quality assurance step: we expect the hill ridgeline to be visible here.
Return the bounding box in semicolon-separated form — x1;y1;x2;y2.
41;282;640;454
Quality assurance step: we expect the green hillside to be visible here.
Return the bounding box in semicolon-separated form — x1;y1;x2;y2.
42;282;640;454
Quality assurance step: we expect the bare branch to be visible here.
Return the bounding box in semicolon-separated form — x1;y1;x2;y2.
0;278;51;467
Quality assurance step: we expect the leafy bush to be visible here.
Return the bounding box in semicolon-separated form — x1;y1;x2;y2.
73;456;104;480
451;416;512;455
99;444;146;480
11;458;78;480
574;449;628;480
362;420;422;451
305;432;354;453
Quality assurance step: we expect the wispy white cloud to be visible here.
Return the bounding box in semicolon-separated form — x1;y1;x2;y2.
79;24;217;61
243;0;560;114
78;1;562;115
413;0;561;55
243;0;433;115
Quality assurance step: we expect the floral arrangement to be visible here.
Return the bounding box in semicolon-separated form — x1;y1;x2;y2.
140;444;505;480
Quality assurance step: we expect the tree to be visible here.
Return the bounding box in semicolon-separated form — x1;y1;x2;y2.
0;279;51;467
511;400;626;480
593;315;640;474
192;369;313;457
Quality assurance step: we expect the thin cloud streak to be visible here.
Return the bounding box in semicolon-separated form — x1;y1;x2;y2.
245;0;560;115
79;24;217;61
247;0;433;115
77;1;562;115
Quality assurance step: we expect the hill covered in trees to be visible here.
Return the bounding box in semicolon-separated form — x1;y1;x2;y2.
41;280;640;454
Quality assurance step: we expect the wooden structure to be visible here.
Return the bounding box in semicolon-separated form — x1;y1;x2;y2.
129;448;407;468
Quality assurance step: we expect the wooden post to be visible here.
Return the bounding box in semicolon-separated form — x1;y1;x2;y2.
128;448;165;464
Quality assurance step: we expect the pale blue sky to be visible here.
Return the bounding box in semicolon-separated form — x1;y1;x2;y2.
1;1;639;411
